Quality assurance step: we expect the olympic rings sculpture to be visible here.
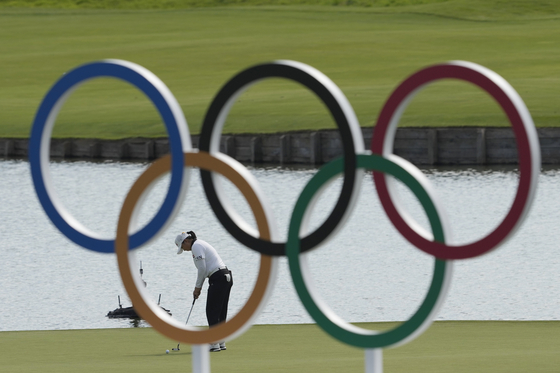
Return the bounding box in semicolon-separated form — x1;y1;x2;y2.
30;59;540;370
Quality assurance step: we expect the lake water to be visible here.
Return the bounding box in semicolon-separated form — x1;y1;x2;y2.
1;158;559;332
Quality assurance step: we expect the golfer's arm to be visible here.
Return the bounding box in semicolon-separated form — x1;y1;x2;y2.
194;258;207;289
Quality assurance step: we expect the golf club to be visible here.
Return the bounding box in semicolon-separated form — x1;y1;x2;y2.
171;298;196;351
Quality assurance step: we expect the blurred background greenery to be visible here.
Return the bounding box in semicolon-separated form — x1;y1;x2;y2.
0;0;558;138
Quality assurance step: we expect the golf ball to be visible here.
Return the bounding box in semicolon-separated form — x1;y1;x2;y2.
166;350;169;354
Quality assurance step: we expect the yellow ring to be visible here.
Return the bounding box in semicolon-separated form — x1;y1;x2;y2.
115;151;275;344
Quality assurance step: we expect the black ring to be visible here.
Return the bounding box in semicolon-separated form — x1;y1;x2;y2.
199;61;359;256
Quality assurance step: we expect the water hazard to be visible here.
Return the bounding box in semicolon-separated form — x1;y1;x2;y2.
1;159;559;331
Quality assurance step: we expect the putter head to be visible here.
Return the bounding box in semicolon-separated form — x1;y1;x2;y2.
172;347;180;351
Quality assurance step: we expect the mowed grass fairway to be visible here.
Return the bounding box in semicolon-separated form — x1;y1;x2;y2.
0;3;560;139
1;321;559;372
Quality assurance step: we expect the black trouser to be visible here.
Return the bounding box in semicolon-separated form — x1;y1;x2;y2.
207;268;233;327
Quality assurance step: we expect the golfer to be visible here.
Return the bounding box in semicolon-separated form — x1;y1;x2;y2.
175;230;233;352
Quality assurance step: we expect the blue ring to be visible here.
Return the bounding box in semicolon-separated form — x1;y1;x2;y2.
29;61;186;253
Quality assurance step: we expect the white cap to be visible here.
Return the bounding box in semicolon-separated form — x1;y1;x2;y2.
175;232;188;255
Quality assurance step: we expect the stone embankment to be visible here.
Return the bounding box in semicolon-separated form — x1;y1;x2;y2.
2;127;559;166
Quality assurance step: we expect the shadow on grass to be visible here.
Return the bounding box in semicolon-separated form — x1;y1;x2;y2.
129;351;192;357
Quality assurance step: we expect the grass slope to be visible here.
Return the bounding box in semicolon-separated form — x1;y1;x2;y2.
0;1;559;138
1;321;559;372
2;0;560;22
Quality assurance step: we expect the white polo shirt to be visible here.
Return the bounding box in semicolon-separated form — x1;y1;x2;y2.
191;239;226;288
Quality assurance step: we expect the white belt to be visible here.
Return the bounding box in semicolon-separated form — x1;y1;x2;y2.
208;266;227;278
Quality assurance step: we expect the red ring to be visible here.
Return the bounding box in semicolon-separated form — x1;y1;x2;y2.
371;62;540;260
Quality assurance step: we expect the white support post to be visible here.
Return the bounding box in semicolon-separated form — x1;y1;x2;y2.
192;344;210;373
365;348;383;373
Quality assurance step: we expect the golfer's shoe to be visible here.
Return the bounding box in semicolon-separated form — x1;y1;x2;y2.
210;343;221;352
220;342;226;351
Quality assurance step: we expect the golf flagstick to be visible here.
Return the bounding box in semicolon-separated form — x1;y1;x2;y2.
172;298;196;351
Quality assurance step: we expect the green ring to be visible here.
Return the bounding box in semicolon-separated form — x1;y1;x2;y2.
286;154;451;348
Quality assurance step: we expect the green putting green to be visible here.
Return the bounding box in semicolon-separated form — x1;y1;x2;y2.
1;321;559;372
0;1;559;139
